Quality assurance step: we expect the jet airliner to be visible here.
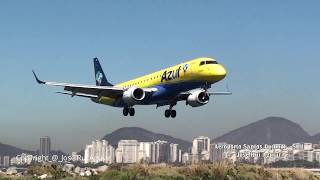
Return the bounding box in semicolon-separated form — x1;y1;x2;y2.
33;57;231;118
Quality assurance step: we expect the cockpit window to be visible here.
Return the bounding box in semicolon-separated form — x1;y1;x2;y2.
200;60;218;66
206;60;218;64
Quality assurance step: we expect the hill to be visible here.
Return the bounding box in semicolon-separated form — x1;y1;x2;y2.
102;127;192;151
0;142;34;157
0;143;68;157
307;133;320;143
214;117;310;145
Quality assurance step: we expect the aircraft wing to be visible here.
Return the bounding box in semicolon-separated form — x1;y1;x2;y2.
175;90;232;101
33;71;124;98
32;71;157;98
208;92;232;95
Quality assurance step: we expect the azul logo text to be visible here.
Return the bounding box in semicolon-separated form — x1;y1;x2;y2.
161;66;182;82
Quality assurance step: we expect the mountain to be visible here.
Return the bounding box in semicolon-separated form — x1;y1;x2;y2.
214;117;310;145
307;133;320;143
0;142;34;157
0;143;69;157
102;127;192;151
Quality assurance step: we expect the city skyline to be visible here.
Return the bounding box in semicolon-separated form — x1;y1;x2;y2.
2;136;319;168
0;116;319;154
1;118;319;160
0;1;319;153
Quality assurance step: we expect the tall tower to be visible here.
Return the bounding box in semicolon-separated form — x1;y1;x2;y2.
40;136;51;156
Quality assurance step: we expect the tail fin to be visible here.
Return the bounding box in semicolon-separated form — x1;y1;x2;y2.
93;57;113;86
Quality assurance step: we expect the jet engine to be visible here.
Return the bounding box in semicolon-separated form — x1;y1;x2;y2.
187;90;210;107
122;87;146;105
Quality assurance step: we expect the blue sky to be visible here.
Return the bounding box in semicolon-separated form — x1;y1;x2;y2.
0;0;319;153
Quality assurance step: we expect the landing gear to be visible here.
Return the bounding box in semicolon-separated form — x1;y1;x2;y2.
171;110;176;118
123;108;129;116
165;109;171;118
123;107;135;116
164;109;177;118
164;103;177;118
129;108;135;116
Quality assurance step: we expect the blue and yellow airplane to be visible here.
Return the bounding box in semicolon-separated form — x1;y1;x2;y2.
33;57;231;118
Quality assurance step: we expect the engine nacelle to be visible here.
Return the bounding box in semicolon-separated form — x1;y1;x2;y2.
122;87;146;105
187;90;210;107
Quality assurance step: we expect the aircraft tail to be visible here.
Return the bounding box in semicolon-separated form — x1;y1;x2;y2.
93;57;113;86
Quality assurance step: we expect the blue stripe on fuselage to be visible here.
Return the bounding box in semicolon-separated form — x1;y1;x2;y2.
112;81;207;107
142;81;206;105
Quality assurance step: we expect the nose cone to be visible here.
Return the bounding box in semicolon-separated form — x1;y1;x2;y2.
213;64;226;81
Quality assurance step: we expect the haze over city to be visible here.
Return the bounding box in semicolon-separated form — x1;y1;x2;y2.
0;1;319;153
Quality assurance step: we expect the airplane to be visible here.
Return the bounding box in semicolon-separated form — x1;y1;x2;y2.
32;57;231;118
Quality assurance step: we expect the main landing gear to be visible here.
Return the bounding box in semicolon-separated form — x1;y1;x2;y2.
123;107;135;116
164;103;177;118
165;109;176;118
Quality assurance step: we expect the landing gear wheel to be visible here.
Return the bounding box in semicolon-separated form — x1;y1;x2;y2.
123;108;129;116
170;110;176;118
129;108;135;116
165;110;171;118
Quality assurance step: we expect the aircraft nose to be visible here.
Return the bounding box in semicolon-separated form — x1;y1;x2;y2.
213;64;226;80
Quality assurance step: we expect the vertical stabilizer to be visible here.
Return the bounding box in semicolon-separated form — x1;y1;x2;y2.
93;57;113;86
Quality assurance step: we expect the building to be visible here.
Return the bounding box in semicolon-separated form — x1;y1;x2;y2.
11;153;33;165
157;140;170;163
182;152;190;164
3;156;10;167
149;140;171;164
192;136;210;154
138;142;152;163
314;150;320;165
84;140;115;164
40;136;51;156
192;136;210;162
293;143;313;151
262;149;282;164
303;150;314;162
150;142;159;163
84;144;93;164
116;140;139;163
71;152;82;162
303;143;313;150
169;144;178;163
291;142;315;162
210;143;226;163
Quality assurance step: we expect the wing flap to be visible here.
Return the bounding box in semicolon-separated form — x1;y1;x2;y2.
208;92;232;95
56;92;99;98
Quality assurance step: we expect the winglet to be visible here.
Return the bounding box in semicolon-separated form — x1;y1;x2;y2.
32;70;45;84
